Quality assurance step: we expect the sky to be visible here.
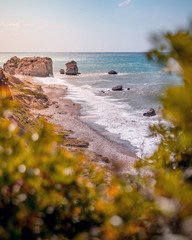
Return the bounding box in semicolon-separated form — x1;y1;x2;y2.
0;0;192;52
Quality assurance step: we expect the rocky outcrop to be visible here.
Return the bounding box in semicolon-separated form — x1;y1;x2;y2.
3;56;53;77
108;70;118;75
143;108;156;117
65;60;79;75
60;69;65;74
0;67;12;98
112;85;123;91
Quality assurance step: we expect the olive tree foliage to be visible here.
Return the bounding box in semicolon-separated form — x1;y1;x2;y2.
141;25;192;238
0;87;158;240
0;25;192;240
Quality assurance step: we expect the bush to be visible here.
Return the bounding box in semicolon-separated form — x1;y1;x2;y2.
0;87;156;240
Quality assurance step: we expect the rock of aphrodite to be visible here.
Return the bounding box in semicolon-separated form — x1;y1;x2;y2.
3;56;53;77
112;85;123;91
65;60;79;75
143;108;156;117
60;69;65;74
0;67;12;98
108;70;118;75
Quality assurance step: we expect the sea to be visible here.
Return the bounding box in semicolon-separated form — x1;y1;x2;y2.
0;52;182;157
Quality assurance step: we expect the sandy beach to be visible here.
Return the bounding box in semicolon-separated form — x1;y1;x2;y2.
28;79;137;172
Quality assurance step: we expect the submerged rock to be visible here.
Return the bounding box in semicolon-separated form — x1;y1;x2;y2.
108;70;118;75
112;85;123;91
3;56;53;77
60;69;65;74
143;108;156;117
65;60;79;75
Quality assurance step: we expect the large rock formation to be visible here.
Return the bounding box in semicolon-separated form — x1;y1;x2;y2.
0;67;12;98
3;56;53;77
65;60;79;75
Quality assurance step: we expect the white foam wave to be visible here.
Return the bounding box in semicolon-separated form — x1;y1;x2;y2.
33;76;161;157
33;76;66;86
54;72;109;78
59;79;160;157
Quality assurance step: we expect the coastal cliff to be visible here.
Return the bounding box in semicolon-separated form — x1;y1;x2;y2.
0;67;12;98
3;56;53;77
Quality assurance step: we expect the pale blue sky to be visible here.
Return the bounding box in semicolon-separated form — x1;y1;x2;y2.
0;0;192;52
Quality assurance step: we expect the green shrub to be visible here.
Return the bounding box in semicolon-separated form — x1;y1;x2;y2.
0;87;156;240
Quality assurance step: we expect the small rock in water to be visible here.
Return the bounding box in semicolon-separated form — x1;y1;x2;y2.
112;85;123;91
60;69;65;74
143;108;156;117
108;70;118;75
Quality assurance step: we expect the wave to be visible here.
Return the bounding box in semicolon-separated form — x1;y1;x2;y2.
34;76;161;158
58;78;161;157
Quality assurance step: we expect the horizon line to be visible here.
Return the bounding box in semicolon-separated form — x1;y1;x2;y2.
0;51;149;53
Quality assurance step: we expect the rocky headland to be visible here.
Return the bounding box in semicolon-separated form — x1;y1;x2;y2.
3;56;53;77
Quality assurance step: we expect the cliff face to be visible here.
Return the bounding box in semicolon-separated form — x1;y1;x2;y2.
3;56;53;77
0;67;12;98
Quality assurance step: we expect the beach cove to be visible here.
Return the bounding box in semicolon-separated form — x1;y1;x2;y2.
30;80;137;170
0;52;181;163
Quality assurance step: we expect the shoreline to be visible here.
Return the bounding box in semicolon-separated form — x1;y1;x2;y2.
28;77;137;172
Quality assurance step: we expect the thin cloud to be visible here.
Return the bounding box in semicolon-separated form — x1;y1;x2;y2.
0;22;62;29
0;23;20;27
118;0;132;7
0;22;34;28
23;23;34;27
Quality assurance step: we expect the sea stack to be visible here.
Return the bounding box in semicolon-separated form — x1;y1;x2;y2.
65;60;79;75
3;56;53;77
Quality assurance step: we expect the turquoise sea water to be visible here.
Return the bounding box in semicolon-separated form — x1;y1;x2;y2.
0;52;181;156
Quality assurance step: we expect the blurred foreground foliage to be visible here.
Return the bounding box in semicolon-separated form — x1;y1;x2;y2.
0;88;158;240
1;26;192;240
